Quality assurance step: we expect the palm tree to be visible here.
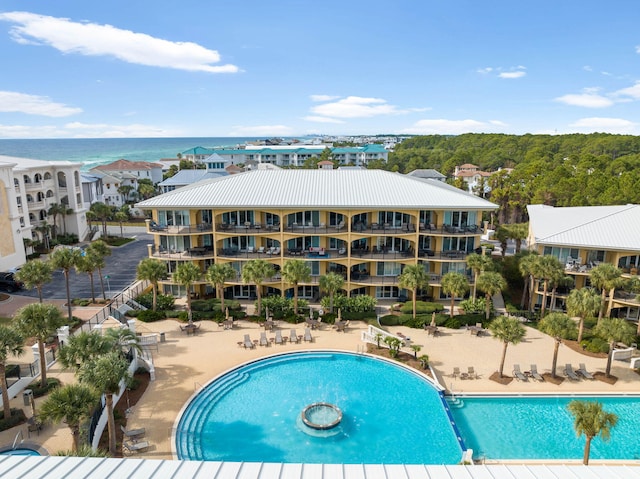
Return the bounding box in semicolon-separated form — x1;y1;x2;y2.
539;312;577;378
78;352;130;456
39;384;98;453
568;400;618;465
173;262;202;323
136;258;168;311
86;240;111;300
594;318;635;378
319;272;345;313
398;264;429;319
241;259;275;316
50;247;84;322
0;326;24;419
117;184;134;204
34;221;51;250
494;225;510;258
47;202;64;239
509;223;528;254
58;331;113;370
15;259;53;303
538;255;565;317
466;253;493;299
14;303;65;388
488;315;526;378
590;264;623;325
90;202;112;238
528;254;548;313
282;260;312;315
476;271;507;320
441;272;469;319
566;288;601;343
518;251;539;310
75;253;100;303
114;211;129;237
205;263;236;313
60;205;74;235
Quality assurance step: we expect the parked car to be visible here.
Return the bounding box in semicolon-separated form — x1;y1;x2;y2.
0;272;24;293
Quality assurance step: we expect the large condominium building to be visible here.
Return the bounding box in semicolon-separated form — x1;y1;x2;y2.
0;156;88;271
136;169;497;302
527;204;640;320
181;144;388;168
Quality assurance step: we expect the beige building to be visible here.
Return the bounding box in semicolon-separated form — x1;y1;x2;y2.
136;169;497;301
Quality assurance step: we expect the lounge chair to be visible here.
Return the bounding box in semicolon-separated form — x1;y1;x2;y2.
243;334;255;349
257;246;265;254
303;327;313;342
121;424;145;439
259;331;269;347
530;364;544;382
577;363;595;380
123;440;149;455
274;330;284;345
467;366;477;379
452;367;461;378
513;364;528;381
564;364;581;381
290;329;299;343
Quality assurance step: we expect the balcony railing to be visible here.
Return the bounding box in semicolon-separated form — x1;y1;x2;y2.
148;223;214;234
418;224;482;235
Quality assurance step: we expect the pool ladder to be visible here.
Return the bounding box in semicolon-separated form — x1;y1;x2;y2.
12;430;24;450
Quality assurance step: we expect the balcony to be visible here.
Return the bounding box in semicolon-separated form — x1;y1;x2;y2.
217;222;280;234
148;222;213;234
418;224;481;235
350;223;417;235
283;223;345;234
150;245;214;260
418;249;471;260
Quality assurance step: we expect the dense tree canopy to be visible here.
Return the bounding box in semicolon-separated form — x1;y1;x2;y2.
373;133;640;222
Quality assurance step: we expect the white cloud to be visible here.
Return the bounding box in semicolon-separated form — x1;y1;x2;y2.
401;119;499;135
614;81;640;100
227;125;294;136
555;92;614;108
568;117;637;134
476;67;493;74
0;121;181;138
0;11;238;73
0;91;82;117
310;94;339;102
499;71;526;79
303;116;345;124
310;96;404;119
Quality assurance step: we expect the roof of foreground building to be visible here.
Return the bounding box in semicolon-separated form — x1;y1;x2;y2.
136;169;497;210
527;204;640;251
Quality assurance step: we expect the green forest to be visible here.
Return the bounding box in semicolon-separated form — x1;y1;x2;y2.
367;133;640;223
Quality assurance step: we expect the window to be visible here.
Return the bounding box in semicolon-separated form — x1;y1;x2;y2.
443;236;474;252
443;211;477;228
376;262;401;276
543;246;578;263
375;286;399;298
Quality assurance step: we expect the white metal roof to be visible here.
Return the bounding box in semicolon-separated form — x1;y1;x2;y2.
0;457;639;479
0;155;79;170
136;169;497;210
527;204;640;252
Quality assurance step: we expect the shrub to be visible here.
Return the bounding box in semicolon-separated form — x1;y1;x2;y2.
135;293;175;311
137;310;166;323
581;337;609;354
321;294;377;313
459;298;486;314
29;377;62;398
399;301;444;315
72;299;91;306
379;314;399;326
0;408;26;432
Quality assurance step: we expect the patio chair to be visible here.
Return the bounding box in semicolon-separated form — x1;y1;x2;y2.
123;440;150;455
290;329;299;343
121;424;146;439
243;334;255;349
452;367;461;379
530;364;544;382
467;366;478;379
259;331;269;347
512;364;528;381
257;246;265;254
247;246;255;254
303;327;313;342
274;330;284;345
564;364;581;381
577;363;595;380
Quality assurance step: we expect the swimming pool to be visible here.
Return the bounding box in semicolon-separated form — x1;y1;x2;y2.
449;395;640;461
175;351;464;464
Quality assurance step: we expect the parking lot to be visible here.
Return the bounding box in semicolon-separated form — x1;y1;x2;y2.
16;230;153;301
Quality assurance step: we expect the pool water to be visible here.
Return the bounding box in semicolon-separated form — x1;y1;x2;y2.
176;351;463;464
449;396;640;460
0;448;40;456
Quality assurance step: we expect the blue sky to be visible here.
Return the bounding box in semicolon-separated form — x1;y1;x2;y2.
2;1;640;138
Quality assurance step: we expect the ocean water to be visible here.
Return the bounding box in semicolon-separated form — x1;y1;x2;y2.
0;137;273;170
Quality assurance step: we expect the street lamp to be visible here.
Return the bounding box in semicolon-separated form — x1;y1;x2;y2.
105;274;111;298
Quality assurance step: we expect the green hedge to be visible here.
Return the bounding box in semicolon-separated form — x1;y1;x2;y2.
0;408;26;432
137;310;166;322
29;377;61;398
399;301;444;315
581;337;609;354
135;293;175;311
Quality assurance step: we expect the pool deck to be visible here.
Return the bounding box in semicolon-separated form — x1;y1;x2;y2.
1;298;640;462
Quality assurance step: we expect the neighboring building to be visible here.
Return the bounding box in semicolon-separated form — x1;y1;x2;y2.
181;144;388;168
92;159;163;184
80;172;104;210
527;204;640;319
158;170;228;193
453;164;492;194
0;160;26;271
136;169;496;301
0;155;89;270
406;169;447;182
87;170;132;207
